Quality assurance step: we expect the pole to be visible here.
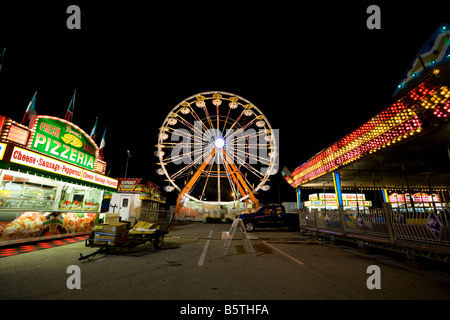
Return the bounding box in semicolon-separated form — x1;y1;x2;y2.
125;150;131;178
402;163;417;218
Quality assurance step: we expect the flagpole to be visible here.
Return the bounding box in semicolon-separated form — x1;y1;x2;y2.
90;117;98;141
22;91;37;125
72;89;76;122
65;90;76;122
0;48;5;74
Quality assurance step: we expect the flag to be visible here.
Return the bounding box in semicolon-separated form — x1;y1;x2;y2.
0;48;5;74
90;117;98;140
22;91;37;127
99;127;107;159
65;90;76;122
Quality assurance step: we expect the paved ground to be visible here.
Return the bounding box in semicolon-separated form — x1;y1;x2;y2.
1;222;450;302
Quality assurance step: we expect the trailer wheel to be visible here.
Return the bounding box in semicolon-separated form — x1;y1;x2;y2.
153;233;164;250
87;230;95;246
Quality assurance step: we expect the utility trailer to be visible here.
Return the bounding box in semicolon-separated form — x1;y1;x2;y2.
79;209;173;261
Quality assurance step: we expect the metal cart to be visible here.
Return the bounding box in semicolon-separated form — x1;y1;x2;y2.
79;209;173;261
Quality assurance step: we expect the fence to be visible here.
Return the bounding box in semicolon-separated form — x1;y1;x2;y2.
299;204;450;259
391;208;450;244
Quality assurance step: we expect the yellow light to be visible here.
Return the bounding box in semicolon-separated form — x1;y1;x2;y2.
433;69;440;74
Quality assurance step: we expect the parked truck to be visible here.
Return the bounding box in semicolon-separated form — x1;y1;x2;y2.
238;204;299;232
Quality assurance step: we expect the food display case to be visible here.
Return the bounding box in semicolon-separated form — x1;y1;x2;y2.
0;171;57;210
0;169;107;244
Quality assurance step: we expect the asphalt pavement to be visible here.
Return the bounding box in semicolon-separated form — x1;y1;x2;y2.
1;221;450;301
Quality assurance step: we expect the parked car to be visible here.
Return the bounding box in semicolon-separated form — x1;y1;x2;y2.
238;204;299;232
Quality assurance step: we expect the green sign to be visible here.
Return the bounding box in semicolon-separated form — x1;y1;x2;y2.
30;116;97;170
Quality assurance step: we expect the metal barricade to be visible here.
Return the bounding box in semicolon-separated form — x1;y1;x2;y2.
299;209;317;231
315;209;342;234
343;208;390;239
392;208;450;245
298;205;450;262
300;206;450;244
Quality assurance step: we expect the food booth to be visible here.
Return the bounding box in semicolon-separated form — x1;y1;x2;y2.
106;178;166;224
0;115;118;245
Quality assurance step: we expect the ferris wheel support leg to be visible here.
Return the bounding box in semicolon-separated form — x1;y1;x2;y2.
175;148;216;214
222;150;260;208
223;160;251;205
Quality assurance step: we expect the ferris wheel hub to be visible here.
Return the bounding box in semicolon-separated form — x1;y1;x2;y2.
214;137;225;149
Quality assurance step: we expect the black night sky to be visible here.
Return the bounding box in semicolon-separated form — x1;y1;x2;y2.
0;2;449;205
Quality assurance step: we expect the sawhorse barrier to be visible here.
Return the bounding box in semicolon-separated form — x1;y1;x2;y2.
223;218;255;256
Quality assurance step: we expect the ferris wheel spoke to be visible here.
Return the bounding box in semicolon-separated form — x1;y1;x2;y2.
175;115;206;142
234;163;258;191
233;128;267;143
235;145;271;166
223;105;246;134
238;159;265;180
202;104;215;131
189;107;215;136
169;146;215;183
225;149;266;180
162;125;206;149
170;161;197;180
223;117;259;142
223;150;264;192
164;141;211;166
165;145;197;165
224;141;271;167
221;106;232;133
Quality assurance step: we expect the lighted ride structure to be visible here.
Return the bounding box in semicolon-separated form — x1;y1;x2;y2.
155;92;278;214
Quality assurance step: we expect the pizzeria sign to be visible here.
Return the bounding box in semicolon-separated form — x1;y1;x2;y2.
28;116;98;171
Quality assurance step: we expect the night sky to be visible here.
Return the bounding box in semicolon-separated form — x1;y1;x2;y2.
0;2;449;205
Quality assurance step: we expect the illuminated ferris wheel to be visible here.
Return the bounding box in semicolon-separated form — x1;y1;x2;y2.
155;91;278;211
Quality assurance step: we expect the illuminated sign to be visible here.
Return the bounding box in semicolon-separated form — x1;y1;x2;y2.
342;194;365;201
10;146;117;189
81;170;118;189
309;194;318;201
94;159;107;174
29;116;97;171
11;146;83;179
319;193;336;200
347;200;372;206
7;124;29;145
0;143;6;160
118;178;142;192
304;200;372;207
388;193;439;203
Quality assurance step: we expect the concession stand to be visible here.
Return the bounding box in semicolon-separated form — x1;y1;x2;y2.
304;193;372;212
0;114;118;245
106;178;166;224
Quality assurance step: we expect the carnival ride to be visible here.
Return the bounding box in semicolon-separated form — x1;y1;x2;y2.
155;92;278;214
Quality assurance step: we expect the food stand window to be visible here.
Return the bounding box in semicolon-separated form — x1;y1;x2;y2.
0;168;111;243
84;188;102;211
0;171;57;210
59;184;102;212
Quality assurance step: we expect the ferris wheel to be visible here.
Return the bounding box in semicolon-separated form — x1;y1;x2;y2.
155;91;278;210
